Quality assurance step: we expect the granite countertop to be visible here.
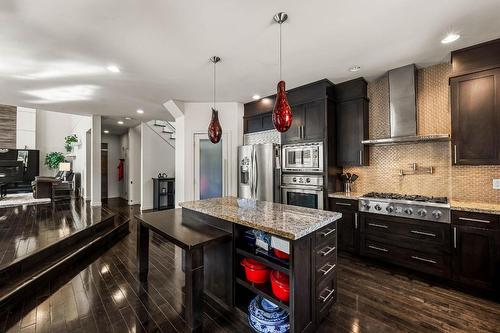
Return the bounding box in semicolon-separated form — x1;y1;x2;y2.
179;196;341;240
451;200;500;215
328;192;364;199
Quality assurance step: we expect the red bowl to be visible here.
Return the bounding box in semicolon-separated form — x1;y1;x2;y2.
241;258;270;284
273;248;289;260
270;270;290;302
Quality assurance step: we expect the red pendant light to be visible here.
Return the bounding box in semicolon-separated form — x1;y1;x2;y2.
272;12;292;133
208;56;222;143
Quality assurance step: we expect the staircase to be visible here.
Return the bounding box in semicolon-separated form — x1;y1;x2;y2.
153;120;176;140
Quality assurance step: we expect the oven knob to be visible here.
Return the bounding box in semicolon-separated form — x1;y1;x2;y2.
386;205;394;213
432;210;442;219
306;178;311;183
360;201;371;210
374;204;382;211
292;177;297;182
417;209;427;217
404;208;413;215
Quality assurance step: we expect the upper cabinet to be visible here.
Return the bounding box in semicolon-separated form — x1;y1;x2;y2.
334;78;369;167
281;100;325;144
450;38;500;165
244;112;274;134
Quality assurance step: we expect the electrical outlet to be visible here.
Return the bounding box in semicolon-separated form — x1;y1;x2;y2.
493;179;500;190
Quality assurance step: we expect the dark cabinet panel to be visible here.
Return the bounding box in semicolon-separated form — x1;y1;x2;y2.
262;113;274;131
451;68;500;165
335;78;369;167
282;104;304;143
329;198;358;254
244;111;274;134
452;224;498;291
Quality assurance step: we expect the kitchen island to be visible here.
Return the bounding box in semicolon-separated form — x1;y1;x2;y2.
177;196;341;333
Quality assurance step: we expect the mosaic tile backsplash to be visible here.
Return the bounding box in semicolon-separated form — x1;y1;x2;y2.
344;63;499;204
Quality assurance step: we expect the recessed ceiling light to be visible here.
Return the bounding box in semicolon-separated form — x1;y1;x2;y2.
136;109;144;114
117;121;124;125
252;94;261;100
103;130;109;134
107;65;120;73
349;66;361;72
125;117;131;120
441;33;460;44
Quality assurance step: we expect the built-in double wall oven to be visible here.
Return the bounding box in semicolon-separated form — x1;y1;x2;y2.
281;142;325;210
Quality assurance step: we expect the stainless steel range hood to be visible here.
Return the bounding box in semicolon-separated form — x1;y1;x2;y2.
362;64;450;146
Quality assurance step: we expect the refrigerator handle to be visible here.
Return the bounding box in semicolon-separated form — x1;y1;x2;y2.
254;148;258;197
249;147;254;198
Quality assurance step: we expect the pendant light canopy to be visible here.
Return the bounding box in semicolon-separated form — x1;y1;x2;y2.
208;56;222;144
272;12;293;133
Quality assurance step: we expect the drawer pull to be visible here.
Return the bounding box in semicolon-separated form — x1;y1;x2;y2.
318;246;336;257
319;288;335;303
319;263;336;276
458;217;491;224
368;245;388;252
410;230;436;237
335;202;351;206
321;228;336;237
368;223;388;229
354;213;358;229
411;255;437;264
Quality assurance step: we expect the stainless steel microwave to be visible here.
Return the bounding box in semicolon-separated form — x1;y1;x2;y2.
282;142;323;172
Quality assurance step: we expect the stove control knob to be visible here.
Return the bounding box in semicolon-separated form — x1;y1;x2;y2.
404;208;413;215
432;210;442;219
417;209;427;217
375;204;382;211
360;201;371;210
292;177;297;182
306;178;311;183
386;205;394;213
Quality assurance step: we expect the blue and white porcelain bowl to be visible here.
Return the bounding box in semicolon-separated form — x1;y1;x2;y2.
248;296;289;333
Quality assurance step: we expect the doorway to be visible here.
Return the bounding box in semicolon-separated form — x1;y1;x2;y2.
101;143;108;199
193;132;230;200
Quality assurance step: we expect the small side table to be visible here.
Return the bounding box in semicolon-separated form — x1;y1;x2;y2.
0;183;7;199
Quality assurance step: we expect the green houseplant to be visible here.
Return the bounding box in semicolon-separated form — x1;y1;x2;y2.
64;134;78;152
44;152;66;170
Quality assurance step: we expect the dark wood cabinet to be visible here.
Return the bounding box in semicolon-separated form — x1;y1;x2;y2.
334;78;369;166
329;198;358;254
451;210;499;292
282;101;325;144
244;112;274;134
152;178;175;210
450;68;500;165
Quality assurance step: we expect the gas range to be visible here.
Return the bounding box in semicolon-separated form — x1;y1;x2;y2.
358;192;450;223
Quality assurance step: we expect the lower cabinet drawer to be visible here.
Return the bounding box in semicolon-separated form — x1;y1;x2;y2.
316;241;337;269
315;223;337;250
315;259;337;284
316;273;337;322
360;238;451;278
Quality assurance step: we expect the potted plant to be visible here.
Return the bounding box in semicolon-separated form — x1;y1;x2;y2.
64;134;78;153
44;152;66;170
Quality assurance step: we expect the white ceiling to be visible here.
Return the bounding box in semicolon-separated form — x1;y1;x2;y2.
1;0;500;120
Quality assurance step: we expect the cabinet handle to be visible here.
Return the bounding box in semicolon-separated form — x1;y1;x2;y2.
354;213;358;229
453;227;457;249
368;245;388;252
319;288;335;303
453;145;457;164
321;228;336;237
458;217;491;224
319;263;336;276
318;246;336;257
335;202;351;206
411;255;437;264
368;223;388;229
359;150;363;165
410;230;436;237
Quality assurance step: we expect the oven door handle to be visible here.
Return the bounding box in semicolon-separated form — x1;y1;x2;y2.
280;185;324;191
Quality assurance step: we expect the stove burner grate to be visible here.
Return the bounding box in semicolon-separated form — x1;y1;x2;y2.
363;192;448;204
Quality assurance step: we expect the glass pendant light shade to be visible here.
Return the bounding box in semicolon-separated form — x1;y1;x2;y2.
272;80;292;132
208;108;222;143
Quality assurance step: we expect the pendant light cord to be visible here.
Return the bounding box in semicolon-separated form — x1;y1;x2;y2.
279;22;282;81
213;60;217;109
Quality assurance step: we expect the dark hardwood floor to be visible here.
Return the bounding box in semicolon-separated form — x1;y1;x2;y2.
0;200;114;267
1;198;499;333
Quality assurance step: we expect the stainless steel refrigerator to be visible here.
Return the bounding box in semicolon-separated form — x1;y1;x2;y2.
238;143;280;202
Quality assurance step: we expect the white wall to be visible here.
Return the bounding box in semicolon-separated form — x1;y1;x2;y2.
102;134;121;198
140;121;175;210
174;102;244;205
128;125;141;205
36;109;92;197
16;107;36;149
90;115;101;206
119;133;129;200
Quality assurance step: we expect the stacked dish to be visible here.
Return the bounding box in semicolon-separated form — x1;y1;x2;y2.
248;296;289;333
